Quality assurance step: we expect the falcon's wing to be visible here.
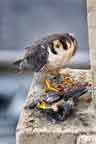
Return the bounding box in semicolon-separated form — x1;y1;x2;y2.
24;44;49;72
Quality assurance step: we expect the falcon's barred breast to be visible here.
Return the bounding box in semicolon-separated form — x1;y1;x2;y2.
14;33;78;72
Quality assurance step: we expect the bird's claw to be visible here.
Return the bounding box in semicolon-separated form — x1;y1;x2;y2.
44;79;59;92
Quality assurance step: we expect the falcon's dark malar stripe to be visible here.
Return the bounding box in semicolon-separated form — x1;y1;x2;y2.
59;39;68;50
49;42;58;55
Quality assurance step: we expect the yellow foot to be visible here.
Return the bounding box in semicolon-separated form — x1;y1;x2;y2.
44;79;59;93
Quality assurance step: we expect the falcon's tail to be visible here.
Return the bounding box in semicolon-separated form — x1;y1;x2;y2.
13;59;23;66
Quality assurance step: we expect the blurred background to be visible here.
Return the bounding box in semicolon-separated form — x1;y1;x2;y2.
0;0;90;143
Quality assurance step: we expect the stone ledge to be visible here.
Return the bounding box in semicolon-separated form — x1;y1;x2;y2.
17;129;76;144
16;69;96;144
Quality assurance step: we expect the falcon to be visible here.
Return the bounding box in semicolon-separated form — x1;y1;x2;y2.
14;33;78;91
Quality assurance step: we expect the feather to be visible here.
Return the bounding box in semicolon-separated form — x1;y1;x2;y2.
13;59;23;66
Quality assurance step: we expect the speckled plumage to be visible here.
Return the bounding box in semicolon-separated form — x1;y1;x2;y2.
14;33;78;72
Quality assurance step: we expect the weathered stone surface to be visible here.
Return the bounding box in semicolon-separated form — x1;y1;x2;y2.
87;0;96;108
88;25;96;67
88;12;96;27
16;69;96;144
17;129;76;144
87;0;96;12
77;135;96;144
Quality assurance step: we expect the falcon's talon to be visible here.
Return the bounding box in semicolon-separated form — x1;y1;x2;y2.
44;79;59;92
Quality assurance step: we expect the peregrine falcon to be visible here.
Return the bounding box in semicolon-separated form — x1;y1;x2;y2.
14;33;78;74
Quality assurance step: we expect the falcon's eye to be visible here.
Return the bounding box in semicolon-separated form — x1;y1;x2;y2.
53;40;63;49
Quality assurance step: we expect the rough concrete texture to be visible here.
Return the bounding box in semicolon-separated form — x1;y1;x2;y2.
77;135;96;144
87;0;96;109
16;0;96;144
16;69;96;144
17;129;76;144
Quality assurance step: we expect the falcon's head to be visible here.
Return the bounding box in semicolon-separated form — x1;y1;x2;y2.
46;33;78;69
47;33;78;55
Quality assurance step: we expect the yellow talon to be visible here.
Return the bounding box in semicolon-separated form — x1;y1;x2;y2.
44;79;59;92
61;77;75;85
